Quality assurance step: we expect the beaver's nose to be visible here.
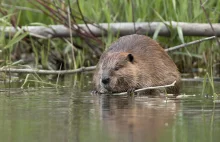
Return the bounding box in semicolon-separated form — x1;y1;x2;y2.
102;78;110;84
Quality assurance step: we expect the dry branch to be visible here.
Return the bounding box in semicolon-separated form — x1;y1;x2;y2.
165;36;216;52
200;0;220;47
0;66;96;75
2;22;220;38
112;81;176;95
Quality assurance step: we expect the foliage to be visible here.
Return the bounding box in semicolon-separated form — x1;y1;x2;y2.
0;0;219;90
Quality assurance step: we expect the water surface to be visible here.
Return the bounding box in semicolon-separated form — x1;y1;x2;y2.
0;75;220;142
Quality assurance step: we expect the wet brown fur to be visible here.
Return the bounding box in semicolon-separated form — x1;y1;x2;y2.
93;34;181;95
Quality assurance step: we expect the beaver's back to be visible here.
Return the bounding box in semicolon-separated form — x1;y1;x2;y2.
106;34;178;73
107;34;160;54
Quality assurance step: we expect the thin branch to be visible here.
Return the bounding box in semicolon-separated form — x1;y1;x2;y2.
31;0;90;39
66;6;75;67
181;77;220;82
112;81;176;95
37;0;104;54
0;66;96;75
131;0;136;33
165;36;216;52
76;0;96;37
200;0;220;47
1;3;42;13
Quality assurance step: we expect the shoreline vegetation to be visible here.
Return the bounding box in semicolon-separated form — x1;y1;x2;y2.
0;0;219;94
0;35;216;74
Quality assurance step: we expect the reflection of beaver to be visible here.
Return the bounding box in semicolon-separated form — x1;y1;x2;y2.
100;95;179;142
93;34;180;95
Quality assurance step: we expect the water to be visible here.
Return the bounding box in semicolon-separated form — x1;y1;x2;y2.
0;74;220;142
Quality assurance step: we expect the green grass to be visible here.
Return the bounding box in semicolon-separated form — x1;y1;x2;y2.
0;0;219;91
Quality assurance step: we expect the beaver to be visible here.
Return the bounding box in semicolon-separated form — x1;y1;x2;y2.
93;34;180;95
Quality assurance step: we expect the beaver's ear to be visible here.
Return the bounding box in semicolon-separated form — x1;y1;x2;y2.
127;53;134;63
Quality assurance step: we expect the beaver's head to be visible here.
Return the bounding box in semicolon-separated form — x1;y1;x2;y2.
97;52;138;93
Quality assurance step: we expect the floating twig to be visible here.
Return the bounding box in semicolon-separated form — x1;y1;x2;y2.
176;94;196;99
112;81;176;95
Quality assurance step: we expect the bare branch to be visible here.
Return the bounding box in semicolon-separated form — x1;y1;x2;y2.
2;22;220;38
0;66;96;75
165;36;216;52
200;0;220;47
1;3;42;13
113;81;176;95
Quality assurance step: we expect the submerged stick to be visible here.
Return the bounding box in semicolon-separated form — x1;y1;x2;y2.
113;81;176;95
0;66;96;75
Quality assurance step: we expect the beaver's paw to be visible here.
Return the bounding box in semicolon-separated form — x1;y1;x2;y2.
91;90;100;95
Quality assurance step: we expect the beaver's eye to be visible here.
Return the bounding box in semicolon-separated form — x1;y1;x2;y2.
114;65;123;71
114;66;120;71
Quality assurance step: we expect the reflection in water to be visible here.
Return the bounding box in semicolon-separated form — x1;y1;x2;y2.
100;95;179;142
0;80;220;142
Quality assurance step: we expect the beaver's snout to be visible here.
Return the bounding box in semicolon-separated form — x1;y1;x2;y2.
102;77;110;84
100;76;112;93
